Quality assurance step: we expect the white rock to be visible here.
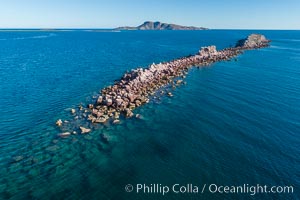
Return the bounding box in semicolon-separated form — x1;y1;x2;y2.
56;119;63;126
59;132;71;137
80;126;91;134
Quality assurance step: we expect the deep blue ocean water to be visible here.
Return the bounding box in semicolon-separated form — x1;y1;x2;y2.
0;30;299;200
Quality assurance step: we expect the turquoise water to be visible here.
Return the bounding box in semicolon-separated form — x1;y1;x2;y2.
0;30;299;199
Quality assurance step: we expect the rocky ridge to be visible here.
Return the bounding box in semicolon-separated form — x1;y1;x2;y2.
115;21;208;30
56;34;270;135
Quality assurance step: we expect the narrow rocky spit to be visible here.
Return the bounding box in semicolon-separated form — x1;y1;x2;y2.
56;34;270;135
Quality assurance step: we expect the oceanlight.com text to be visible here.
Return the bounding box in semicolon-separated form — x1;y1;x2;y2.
125;183;294;196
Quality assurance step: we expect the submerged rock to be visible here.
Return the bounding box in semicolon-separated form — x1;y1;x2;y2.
84;135;93;140
100;133;109;143
113;119;120;124
46;145;60;152
12;156;24;162
176;80;183;85
52;139;59;144
135;114;143;119
58;132;71;137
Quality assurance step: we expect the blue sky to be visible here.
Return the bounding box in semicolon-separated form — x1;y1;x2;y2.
0;0;299;29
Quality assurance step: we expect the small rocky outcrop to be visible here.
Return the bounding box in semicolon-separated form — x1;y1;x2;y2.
236;34;270;49
56;119;63;126
199;46;218;57
80;126;91;134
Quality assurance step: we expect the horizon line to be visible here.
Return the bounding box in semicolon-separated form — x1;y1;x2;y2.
0;28;299;31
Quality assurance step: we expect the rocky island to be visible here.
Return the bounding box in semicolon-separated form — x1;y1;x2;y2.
56;34;270;135
115;21;208;30
236;34;270;49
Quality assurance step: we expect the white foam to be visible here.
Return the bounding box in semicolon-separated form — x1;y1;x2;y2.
0;33;56;41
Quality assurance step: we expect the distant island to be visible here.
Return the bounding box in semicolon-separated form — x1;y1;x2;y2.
115;21;208;31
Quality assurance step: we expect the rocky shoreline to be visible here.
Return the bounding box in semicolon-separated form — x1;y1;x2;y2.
56;34;270;134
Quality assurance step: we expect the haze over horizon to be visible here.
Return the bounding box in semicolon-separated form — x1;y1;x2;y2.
0;0;299;30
